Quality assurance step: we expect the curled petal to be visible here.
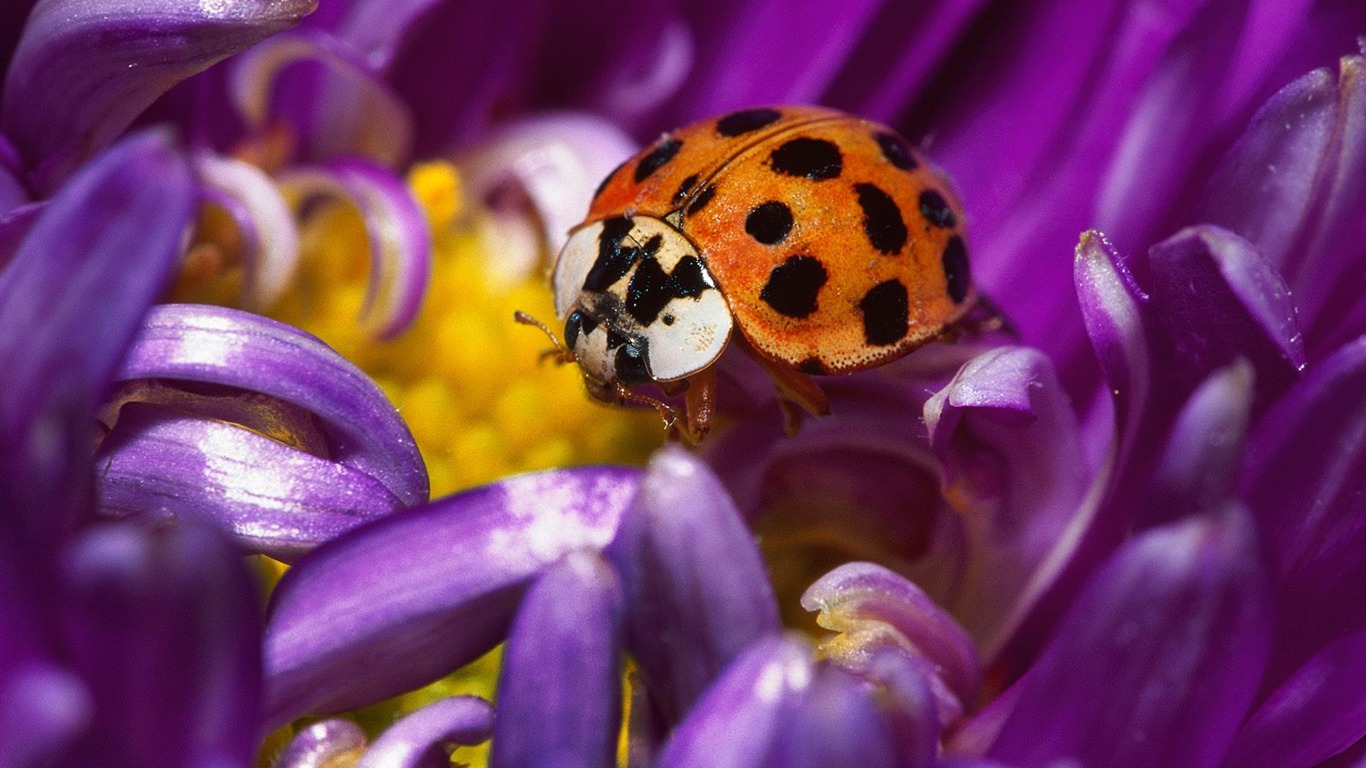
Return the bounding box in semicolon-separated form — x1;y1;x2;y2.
192;152;301;310
605;446;780;724
277;158;431;338
801;562;979;727
767;667;900;768
117;304;428;508
1243;335;1366;671
988;506;1273;768
491;551;623;768
229;29;414;166
95;403;404;561
1142;360;1253;524
0;131;192;554
1225;625;1366;768
0;201;40;271
655;634;811;768
357;697;493;768
263;466;639;725
1;0;313;190
58;520;263;768
275;719;367;768
460;113;637;257
922;346;1089;658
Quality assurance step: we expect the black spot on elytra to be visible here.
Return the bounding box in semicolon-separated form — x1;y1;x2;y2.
859;280;910;346
672;174;700;205
564;310;584;349
855;183;907;255
919;190;956;229
745;201;794;245
942;235;970;304
635;138;682;182
614;344;651;384
874;132;917;170
593;159;626;200
716;108;783;137
684;184;716;216
798;358;827;375
626;255;710;325
769;137;842;180
760;255;828;318
582;217;640;292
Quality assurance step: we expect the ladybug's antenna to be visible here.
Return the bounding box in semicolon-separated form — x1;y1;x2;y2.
513;311;576;365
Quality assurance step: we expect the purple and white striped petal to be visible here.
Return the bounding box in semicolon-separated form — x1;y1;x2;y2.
491;551;623;768
192;151;300;311
605;446;780;725
274;719;367;768
277;158;431;338
357;697;493;768
1242;336;1366;678
95;403;403;561
58;519;262;768
115;304;427;508
801;562;979;727
987;506;1272;768
1;0;313;191
0;131;192;555
655;634;811;768
922;345;1089;658
229;29;414;167
263;466;639;726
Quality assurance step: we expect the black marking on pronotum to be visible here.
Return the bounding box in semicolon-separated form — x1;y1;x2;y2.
769;137;842;180
716;108;783;137
854;183;908;255
745;201;794;245
582;217;639;292
760;255;828;318
614;344;651;385
635;137;682;182
859;279;910;346
605;328;631;350
874;132;917;170
684;184;717;216
578;311;599;337
673;174;700;205
564;310;585;349
919;190;956;229
626;254;710;325
942;235;970;304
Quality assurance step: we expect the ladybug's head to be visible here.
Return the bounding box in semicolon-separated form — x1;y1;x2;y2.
551;214;733;401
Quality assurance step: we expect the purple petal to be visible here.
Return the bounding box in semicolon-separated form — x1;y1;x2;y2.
358;696;493;768
604;446;780;725
116;304;428;508
857;649;941;768
58;519;263;768
1225;625;1366;768
1141;360;1253;525
1242;336;1366;675
491;551;623;768
922;346;1089;658
767;666;900;768
275;719;367;768
335;1;454;70
228;29;415;166
987;506;1273;768
192;151;300;310
95;402;404;561
0;200;40;272
263;466;639;725
1199;52;1366;354
1;0;313;191
801;562;979;727
277;158;431;338
0;131;192;555
0;661;92;768
655;634;811;768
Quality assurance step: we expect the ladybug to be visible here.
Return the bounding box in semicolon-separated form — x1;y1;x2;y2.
519;106;976;442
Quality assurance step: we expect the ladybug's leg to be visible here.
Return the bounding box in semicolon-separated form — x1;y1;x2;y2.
681;368;717;444
753;356;830;435
611;380;682;437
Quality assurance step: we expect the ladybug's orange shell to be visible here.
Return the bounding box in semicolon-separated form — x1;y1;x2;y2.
585;106;974;375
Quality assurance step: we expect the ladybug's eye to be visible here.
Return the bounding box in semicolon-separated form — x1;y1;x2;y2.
614;344;650;386
564;310;585;349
